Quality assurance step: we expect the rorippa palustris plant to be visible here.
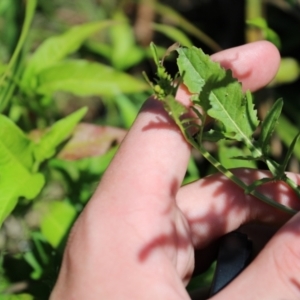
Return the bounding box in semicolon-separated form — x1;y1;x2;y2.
144;42;300;215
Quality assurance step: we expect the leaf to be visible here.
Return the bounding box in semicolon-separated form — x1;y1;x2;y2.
33;107;87;164
276;115;300;161
177;47;207;94
258;98;283;154
110;11;145;70
276;132;300;178
0;115;45;227
177;47;259;143
36;60;148;96
21;20;115;90
23;251;43;280
40;201;76;248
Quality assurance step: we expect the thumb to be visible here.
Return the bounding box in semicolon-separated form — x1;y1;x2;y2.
212;212;300;299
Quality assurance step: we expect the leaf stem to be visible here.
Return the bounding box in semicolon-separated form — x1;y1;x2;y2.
185;132;296;215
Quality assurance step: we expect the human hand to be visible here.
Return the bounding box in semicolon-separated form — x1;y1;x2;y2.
50;41;300;300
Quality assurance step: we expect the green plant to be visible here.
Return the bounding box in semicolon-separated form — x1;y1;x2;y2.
1;0;300;298
0;0;149;297
145;42;300;215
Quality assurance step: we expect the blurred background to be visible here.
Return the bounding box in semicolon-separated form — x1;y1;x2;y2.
1;0;300;299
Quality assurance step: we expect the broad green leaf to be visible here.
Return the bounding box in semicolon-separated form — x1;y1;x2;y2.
152;23;193;47
258;98;283;154
0;115;45;227
177;47;259;143
21;20;114;90
33;107;87;164
36;60;148;96
40;201;76;248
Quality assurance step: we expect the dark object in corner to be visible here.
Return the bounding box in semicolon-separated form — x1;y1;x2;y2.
209;231;252;296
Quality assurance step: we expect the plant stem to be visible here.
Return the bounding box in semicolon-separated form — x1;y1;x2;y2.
0;0;37;111
185;132;297;215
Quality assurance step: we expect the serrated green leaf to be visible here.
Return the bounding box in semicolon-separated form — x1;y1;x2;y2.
33;107;87;164
21;20;115;90
36;60;148;96
0;115;45;227
176;47;207;94
177;47;259;143
258;98;283;154
40;201;76;248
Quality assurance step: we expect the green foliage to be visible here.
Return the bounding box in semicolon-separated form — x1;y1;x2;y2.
36;60;147;97
40;201;76;248
247;17;281;49
147;43;300;214
178;47;259;143
32;107;88;165
0;115;45;226
1;0;300;298
0;106;87;228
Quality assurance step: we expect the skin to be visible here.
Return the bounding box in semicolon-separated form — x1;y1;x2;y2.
50;41;300;299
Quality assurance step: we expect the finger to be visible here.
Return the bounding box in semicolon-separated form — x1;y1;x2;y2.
212;211;300;299
97;42;281;205
211;41;280;92
177;169;300;248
